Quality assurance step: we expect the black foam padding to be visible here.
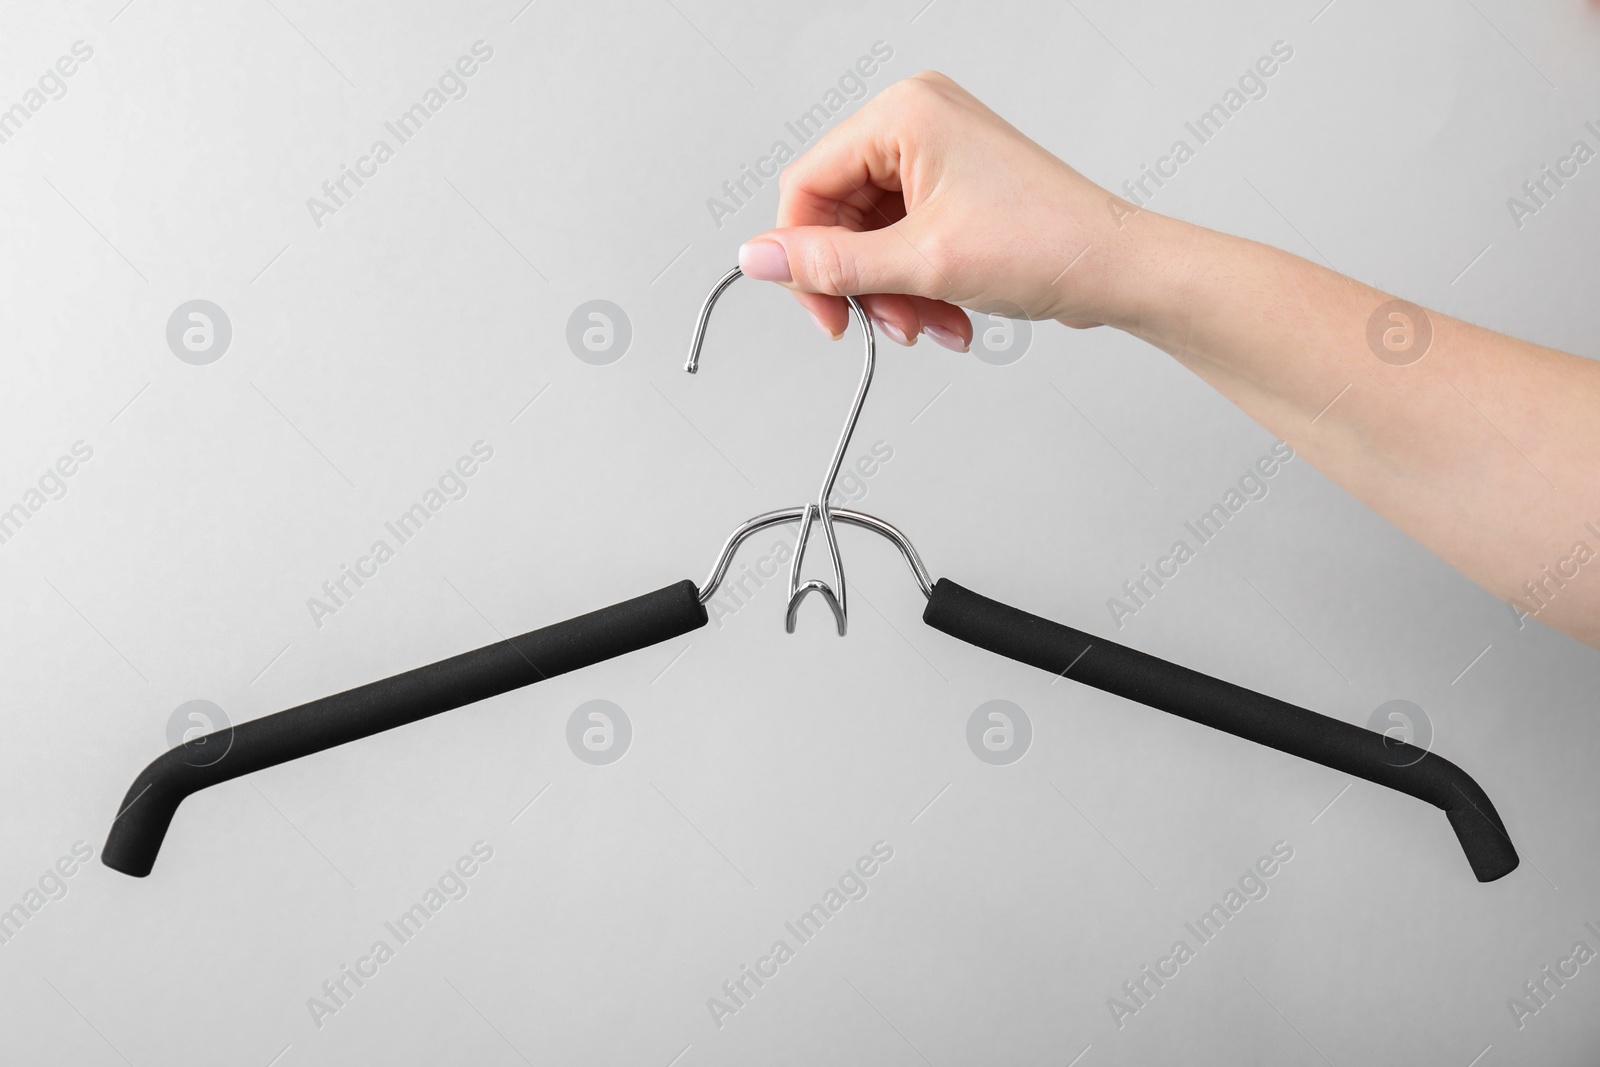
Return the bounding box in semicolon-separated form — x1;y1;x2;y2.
104;580;707;877
923;579;1518;882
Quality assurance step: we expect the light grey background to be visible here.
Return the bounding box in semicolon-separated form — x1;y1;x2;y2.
2;0;1598;1064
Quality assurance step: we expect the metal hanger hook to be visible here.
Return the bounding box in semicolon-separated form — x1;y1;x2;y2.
684;265;876;635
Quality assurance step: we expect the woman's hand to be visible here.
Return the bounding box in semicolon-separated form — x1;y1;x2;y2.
741;72;1600;647
739;71;1181;349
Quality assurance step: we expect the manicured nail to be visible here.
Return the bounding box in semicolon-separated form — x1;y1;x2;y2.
875;317;913;346
808;309;842;340
923;324;969;352
738;240;792;282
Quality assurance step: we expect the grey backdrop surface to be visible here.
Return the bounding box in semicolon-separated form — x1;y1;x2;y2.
2;0;1599;1064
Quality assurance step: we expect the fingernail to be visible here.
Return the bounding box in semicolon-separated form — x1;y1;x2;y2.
738;240;792;282
875;317;913;346
808;309;842;340
923;324;969;352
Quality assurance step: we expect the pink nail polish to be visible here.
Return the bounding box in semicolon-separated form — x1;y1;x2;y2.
808;310;840;339
738;240;792;282
923;325;969;352
876;318;913;346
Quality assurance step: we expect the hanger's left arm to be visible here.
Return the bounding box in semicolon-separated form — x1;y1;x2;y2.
103;581;707;877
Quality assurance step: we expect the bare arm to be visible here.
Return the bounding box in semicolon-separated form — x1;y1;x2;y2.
739;72;1600;647
1126;219;1600;645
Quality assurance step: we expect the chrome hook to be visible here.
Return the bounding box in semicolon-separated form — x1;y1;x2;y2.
685;266;876;635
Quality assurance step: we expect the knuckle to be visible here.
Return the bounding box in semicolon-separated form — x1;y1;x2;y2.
907;70;957;104
885;73;930;105
883;71;961;126
803;241;855;296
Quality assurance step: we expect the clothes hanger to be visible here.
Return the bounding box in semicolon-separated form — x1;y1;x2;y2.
101;267;1519;883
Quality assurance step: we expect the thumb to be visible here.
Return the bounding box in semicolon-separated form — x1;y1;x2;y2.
739;225;935;300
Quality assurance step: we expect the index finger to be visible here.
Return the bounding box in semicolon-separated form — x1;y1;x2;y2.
774;93;911;231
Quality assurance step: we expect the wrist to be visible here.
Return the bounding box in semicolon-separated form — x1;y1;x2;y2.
1098;209;1219;343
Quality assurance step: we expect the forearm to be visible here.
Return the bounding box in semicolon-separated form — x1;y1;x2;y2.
1118;216;1600;646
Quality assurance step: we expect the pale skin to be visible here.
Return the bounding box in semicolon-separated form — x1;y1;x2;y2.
737;72;1600;648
